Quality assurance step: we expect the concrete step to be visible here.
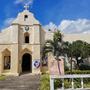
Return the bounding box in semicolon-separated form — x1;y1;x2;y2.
0;74;40;90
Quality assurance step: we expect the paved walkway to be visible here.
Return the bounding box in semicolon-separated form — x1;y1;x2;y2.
0;73;40;90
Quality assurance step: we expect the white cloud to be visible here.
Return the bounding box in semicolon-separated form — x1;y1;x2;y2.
59;19;90;34
14;0;33;5
14;0;24;4
44;19;90;34
0;18;15;30
43;22;57;32
4;18;15;26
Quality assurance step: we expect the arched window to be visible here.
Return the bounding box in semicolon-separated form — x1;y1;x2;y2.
4;56;11;69
2;49;11;70
24;15;28;21
24;32;29;43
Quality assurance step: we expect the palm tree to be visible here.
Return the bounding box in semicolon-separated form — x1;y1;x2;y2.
42;30;63;74
42;30;63;59
58;41;74;73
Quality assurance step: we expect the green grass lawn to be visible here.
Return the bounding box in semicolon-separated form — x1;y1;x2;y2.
0;75;5;80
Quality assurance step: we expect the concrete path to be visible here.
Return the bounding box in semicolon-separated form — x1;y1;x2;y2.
0;73;40;90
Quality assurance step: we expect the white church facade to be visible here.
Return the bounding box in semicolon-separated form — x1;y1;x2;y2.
0;7;90;76
0;8;45;76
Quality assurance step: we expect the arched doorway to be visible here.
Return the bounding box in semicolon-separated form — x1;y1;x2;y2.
22;53;32;73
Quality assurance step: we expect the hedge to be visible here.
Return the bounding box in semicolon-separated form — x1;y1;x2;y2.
79;64;90;70
65;70;90;74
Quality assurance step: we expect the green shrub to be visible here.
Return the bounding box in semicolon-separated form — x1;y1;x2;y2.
54;70;90;89
66;70;90;84
54;79;62;89
40;70;90;90
40;74;50;90
79;64;90;70
65;70;90;74
74;78;81;88
84;82;90;88
64;79;71;88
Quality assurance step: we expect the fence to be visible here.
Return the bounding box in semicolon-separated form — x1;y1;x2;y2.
50;74;90;90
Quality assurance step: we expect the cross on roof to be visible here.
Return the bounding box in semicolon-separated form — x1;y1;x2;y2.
24;4;29;10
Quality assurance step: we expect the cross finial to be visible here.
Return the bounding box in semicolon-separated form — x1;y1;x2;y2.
24;4;29;10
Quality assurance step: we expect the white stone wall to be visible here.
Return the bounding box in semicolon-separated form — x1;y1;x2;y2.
0;26;12;44
12;10;40;25
33;25;40;44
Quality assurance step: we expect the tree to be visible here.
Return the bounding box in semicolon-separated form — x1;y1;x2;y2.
41;30;63;74
42;30;63;59
65;40;90;70
61;41;74;72
72;40;90;67
42;30;90;73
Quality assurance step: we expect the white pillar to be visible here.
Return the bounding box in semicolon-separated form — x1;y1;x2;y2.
81;78;84;89
72;78;74;89
62;78;64;90
50;77;54;90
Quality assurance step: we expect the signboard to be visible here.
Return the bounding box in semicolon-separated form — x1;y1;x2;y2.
33;60;40;69
34;61;40;68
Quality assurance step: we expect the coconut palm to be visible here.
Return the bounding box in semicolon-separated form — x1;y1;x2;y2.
42;30;63;74
42;30;63;59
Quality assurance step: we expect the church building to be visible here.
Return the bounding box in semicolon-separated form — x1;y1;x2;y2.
0;6;45;76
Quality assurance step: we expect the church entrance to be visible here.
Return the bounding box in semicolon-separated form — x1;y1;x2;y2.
22;53;32;73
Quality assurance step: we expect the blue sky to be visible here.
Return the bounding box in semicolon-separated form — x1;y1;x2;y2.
0;0;90;33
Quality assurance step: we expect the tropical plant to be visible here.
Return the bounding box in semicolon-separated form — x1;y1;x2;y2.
41;30;64;74
64;40;90;70
42;30;63;60
42;30;90;73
